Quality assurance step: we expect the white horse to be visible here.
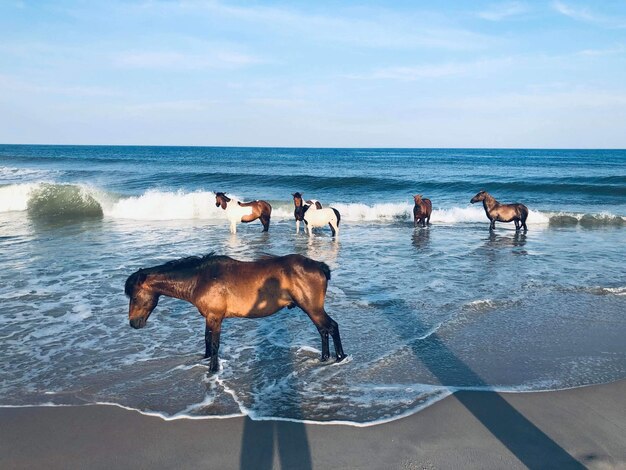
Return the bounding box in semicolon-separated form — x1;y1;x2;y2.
292;192;322;234
291;192;340;237
215;192;272;234
304;207;341;237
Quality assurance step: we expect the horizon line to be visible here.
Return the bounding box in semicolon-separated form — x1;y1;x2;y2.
1;143;625;151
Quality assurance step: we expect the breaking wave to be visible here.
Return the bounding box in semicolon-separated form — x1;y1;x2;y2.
0;183;623;226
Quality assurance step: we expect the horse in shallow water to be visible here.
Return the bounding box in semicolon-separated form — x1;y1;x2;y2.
292;192;322;233
470;190;528;231
292;192;340;237
413;195;432;227
215;192;272;233
125;253;346;373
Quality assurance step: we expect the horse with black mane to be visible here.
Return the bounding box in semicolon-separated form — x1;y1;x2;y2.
125;253;346;373
413;194;432;227
292;192;322;233
470;190;529;231
292;192;341;237
215;192;272;233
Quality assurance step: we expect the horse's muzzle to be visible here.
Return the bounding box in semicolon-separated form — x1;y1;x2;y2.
215;202;220;207
470;197;477;203
129;317;147;329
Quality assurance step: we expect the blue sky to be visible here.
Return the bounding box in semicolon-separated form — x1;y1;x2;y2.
1;1;625;147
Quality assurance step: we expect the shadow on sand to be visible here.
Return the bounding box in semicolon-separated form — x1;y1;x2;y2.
238;278;314;470
403;229;582;468
238;321;312;470
240;232;583;469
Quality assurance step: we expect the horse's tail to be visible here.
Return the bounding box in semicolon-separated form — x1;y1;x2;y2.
519;204;529;222
332;208;341;226
318;261;331;281
425;199;433;214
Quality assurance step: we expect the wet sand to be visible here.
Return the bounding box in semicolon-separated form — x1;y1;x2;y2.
1;380;624;470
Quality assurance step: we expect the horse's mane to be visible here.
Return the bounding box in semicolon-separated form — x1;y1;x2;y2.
215;192;231;202
125;252;223;297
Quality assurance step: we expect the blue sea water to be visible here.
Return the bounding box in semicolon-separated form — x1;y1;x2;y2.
0;145;624;424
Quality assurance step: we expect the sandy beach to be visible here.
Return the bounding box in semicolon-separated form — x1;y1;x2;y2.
1;379;624;469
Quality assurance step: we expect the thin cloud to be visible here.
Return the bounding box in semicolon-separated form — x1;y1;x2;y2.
577;44;625;56
346;57;515;81
113;49;264;69
247;98;311;109
552;1;626;27
142;1;493;50
478;2;528;21
123;100;216;115
0;74;121;97
552;1;597;22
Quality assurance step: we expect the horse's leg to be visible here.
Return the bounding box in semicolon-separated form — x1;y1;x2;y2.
204;323;212;359
207;318;222;373
333;220;339;237
328;221;337;237
230;222;237;234
296;220;300;233
300;306;346;362
514;219;520;231
490;218;496;230
320;326;330;361
414;217;418;227
326;313;346;361
260;214;270;232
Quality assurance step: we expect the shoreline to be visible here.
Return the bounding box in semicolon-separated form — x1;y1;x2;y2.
1;380;624;469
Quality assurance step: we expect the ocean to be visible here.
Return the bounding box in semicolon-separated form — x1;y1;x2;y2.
0;145;624;425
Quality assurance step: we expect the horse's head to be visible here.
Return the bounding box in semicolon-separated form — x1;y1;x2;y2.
215;192;230;209
470;190;487;204
292;192;303;207
413;194;422;204
125;270;159;329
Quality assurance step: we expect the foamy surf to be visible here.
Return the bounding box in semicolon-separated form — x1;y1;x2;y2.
0;378;604;428
0;182;621;226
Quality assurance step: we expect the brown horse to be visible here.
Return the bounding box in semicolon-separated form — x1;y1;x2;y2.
125;253;346;373
470;190;528;231
413;195;432;227
292;192;322;233
215;192;272;233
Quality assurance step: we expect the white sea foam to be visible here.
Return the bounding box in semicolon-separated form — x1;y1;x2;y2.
0;183;38;212
0;183;622;226
0;166;57;181
586;286;626;296
465;299;496;310
331;202;411;221
105;190;222;220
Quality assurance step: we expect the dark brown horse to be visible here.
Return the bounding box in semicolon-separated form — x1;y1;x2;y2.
215;192;272;233
125;253;346;373
470;190;528;231
292;192;322;233
413;195;432;227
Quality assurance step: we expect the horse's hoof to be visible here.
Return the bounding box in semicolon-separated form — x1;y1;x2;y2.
320;356;329;362
336;354;347;363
